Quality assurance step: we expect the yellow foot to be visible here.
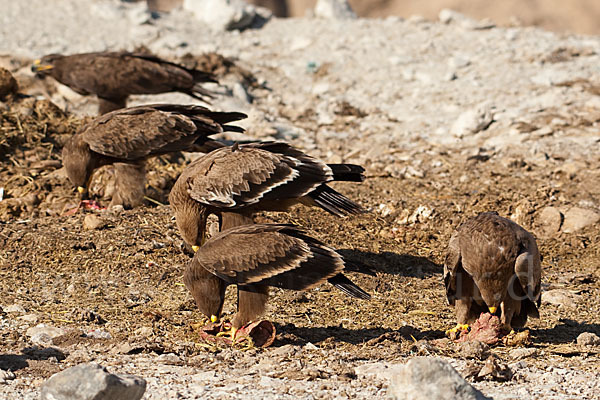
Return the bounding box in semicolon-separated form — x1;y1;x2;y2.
216;325;255;350
445;324;470;335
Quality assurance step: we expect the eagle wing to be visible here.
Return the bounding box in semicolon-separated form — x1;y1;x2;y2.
79;104;245;159
191;224;370;300
185;142;331;209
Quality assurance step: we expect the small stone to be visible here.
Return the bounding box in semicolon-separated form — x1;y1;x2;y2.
270;344;295;358
561;207;600;233
18;314;39;323
477;356;512;382
355;362;402;381
314;0;356;20
4;304;26;313
451;105;494;137
0;370;15;384
26;324;66;340
304;342;318;351
389;357;491;400
458;340;490;360
541;289;577;308
577;332;600;346
536;207;563;238
83;214;106;230
86;329;112;340
40;363;146;400
157;353;181;364
135;326;153;337
509;347;538;360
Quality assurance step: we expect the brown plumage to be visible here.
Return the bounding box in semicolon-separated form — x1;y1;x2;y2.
31;51;217;114
444;212;542;330
62;103;246;208
184;223;370;329
169;141;366;247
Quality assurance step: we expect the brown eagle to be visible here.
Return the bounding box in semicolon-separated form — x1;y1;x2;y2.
185;223;371;340
168;141;366;249
32;51;217;114
62;104;246;208
444;212;542;333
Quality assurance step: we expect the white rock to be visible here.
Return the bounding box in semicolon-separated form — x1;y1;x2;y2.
4;304;26;313
40;363;146;400
451;105;494;137
355;362;402;381
183;0;267;31
577;332;600;346
26;324;66;340
0;370;15;384
561;207;600;233
389;357;491;400
314;0;356;20
541;289;577;308
86;329;112;340
18;314;39;323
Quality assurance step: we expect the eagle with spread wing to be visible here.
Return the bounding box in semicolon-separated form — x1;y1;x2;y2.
32;51;217;114
168;141;366;249
62;104;246;208
444;212;542;333
185;223;371;340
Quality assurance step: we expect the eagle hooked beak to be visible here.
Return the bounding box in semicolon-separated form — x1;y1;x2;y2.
31;59;54;73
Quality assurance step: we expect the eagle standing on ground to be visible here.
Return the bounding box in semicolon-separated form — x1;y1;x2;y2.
32;51;217;114
168;141;366;249
185;223;371;341
62;104;246;208
168;141;367;340
444;212;542;333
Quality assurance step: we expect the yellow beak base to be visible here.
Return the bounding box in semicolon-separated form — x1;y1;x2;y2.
489;306;497;314
192;245;200;252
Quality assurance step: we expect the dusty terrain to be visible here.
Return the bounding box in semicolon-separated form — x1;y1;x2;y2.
1;0;600;398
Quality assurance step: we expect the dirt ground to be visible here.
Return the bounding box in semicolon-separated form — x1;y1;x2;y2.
1;81;599;395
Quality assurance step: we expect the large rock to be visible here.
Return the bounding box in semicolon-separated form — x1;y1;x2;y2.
40;363;146;400
183;0;270;30
314;0;356;20
389;357;491;400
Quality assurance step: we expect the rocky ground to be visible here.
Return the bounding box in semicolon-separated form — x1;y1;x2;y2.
1;0;600;399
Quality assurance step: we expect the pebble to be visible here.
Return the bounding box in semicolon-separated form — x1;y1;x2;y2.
4;304;26;313
576;332;600;346
83;214;106;230
509;348;538;360
458;340;490;360
451;105;494;137
86;329;113;340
